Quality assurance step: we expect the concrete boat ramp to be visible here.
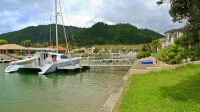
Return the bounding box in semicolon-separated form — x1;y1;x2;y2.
0;54;12;63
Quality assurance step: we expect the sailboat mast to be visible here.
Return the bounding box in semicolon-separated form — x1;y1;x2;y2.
55;0;58;53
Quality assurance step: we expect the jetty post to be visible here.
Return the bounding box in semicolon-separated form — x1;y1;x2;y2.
79;57;82;72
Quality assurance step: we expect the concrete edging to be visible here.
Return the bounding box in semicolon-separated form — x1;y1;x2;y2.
99;56;200;112
99;68;130;112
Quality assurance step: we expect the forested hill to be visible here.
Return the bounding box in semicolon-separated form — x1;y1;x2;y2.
0;24;87;45
71;22;163;46
0;22;163;46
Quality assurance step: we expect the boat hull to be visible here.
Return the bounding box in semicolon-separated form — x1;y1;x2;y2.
10;57;38;65
5;57;81;75
38;58;80;75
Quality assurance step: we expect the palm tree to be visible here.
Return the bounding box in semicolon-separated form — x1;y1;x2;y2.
150;40;161;53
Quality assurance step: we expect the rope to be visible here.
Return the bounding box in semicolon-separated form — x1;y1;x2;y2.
38;0;52;45
58;0;71;56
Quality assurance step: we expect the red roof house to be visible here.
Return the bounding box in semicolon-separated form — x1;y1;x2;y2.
47;46;67;51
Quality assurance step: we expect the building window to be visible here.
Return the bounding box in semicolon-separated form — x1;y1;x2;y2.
174;33;177;39
168;34;172;43
169;34;172;39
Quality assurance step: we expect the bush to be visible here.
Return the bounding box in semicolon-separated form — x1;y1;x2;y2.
190;45;200;61
16;51;25;56
136;51;151;59
156;45;185;64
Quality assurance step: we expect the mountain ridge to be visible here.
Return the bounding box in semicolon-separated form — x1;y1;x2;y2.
0;22;163;46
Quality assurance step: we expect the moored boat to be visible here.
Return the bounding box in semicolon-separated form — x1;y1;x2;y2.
5;0;81;74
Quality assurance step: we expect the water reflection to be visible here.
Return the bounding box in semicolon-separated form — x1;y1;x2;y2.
1;64;129;112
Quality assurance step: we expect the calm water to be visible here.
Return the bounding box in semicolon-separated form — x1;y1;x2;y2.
0;63;129;112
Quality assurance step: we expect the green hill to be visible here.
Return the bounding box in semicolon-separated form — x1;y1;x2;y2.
0;24;86;45
73;22;163;46
0;22;163;46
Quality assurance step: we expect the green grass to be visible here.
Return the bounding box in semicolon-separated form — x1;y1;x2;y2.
115;64;200;112
93;44;144;51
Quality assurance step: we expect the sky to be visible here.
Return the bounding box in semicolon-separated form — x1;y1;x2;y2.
0;0;185;35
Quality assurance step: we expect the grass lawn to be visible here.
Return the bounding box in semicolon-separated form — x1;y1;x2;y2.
93;44;144;51
114;64;200;112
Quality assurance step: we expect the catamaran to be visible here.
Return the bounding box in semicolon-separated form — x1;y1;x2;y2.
5;0;81;75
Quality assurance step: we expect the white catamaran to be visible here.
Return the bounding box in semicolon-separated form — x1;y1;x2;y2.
5;0;81;75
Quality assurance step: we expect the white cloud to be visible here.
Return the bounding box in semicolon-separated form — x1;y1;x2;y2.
60;0;104;27
95;0;184;33
0;0;184;34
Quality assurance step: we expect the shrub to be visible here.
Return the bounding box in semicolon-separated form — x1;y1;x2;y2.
16;51;25;56
190;45;200;61
156;45;185;64
136;51;151;59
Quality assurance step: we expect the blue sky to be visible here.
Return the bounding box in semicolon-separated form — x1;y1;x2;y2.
0;0;184;34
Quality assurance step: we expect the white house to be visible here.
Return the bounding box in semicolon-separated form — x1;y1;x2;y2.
86;47;95;53
161;28;183;48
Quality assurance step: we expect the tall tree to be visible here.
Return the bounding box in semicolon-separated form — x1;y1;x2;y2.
151;40;161;53
21;40;32;47
157;0;200;45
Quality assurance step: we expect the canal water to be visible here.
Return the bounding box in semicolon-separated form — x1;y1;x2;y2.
0;63;129;112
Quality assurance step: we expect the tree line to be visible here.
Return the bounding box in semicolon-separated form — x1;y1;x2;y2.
0;22;163;47
0;24;86;46
73;22;163;46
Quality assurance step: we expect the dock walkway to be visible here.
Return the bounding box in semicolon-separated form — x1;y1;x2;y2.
81;57;133;67
58;64;82;70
